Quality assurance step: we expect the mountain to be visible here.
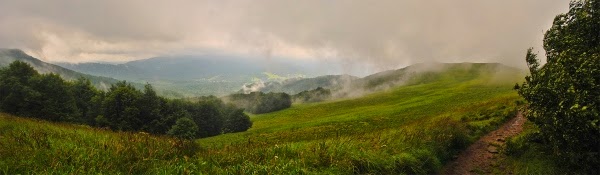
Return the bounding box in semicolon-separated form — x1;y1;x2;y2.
355;62;524;90
57;55;334;97
0;49;122;90
253;62;524;98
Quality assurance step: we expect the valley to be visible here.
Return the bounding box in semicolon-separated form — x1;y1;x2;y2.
1;1;597;174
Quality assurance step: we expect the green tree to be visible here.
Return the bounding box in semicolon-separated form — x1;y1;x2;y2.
152;99;189;135
70;77;99;124
139;84;164;132
103;81;143;131
0;61;39;116
222;106;252;133
168;117;199;140
187;100;224;138
29;73;78;121
517;0;599;171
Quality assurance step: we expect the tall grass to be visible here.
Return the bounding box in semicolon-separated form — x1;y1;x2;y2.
0;114;197;174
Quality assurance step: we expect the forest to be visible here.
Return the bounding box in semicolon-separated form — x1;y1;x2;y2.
0;61;252;139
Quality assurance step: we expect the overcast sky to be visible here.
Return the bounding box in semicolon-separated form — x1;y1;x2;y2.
0;0;569;73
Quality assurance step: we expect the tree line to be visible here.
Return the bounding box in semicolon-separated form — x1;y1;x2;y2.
225;91;292;114
0;61;252;139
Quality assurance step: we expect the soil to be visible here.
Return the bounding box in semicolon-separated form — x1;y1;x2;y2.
439;112;525;175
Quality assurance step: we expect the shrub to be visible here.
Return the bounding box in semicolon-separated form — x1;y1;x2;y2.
168;117;198;140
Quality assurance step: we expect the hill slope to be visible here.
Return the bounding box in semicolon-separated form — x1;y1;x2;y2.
197;63;525;173
0;63;526;174
0;49;121;90
0;113;197;174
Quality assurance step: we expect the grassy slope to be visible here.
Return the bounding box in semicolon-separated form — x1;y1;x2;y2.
0;113;198;174
195;63;524;174
0;63;524;174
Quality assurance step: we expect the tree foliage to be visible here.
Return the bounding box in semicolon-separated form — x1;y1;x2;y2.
168;117;199;140
292;87;332;103
0;61;252;139
517;0;599;171
226;91;292;114
222;106;252;133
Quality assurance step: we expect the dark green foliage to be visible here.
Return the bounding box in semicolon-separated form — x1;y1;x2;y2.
0;61;39;116
139;84;164;132
292;87;331;103
29;73;78;122
70;78;100;124
222;107;252;133
187;100;224;137
103;81;143;131
517;0;599;172
168;117;199;139
226;91;292;114
0;61;251;139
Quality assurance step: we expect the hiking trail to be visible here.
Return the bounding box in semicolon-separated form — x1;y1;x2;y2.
440;112;525;174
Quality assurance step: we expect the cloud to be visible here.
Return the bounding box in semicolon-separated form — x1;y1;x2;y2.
0;0;568;73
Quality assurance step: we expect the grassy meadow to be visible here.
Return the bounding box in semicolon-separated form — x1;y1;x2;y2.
1;63;524;174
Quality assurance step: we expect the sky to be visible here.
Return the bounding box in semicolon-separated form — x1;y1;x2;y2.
0;0;569;74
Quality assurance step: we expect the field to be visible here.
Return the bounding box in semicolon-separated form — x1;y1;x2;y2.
0;63;524;174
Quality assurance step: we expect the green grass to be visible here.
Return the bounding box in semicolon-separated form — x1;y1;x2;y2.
496;122;575;174
0;114;199;174
0;63;525;174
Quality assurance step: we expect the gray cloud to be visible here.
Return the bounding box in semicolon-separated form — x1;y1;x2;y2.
0;0;568;74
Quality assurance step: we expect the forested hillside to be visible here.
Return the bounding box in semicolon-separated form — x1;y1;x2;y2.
0;61;251;139
0;49;122;90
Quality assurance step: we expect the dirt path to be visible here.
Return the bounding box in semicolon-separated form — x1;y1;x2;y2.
440;112;525;175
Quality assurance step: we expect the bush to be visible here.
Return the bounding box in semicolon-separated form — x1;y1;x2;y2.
168;117;199;140
222;108;252;133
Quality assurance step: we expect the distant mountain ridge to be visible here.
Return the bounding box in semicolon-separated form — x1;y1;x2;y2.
0;49;122;90
56;54;341;97
2;48;524;99
56;55;327;82
253;62;525;99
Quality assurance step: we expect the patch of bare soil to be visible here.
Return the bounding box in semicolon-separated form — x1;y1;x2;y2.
440;112;525;175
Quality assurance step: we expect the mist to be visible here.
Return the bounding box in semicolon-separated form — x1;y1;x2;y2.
0;0;568;75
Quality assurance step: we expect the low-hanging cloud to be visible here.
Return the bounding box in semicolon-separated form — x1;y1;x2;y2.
0;0;568;74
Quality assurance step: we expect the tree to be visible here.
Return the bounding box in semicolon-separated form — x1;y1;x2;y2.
29;73;78;121
222;106;252;133
517;0;599;171
168;117;199;140
103;81;143;131
153;99;189;135
225;92;292;114
0;61;39;116
139;84;163;132
188;100;224;138
70;77;99;124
